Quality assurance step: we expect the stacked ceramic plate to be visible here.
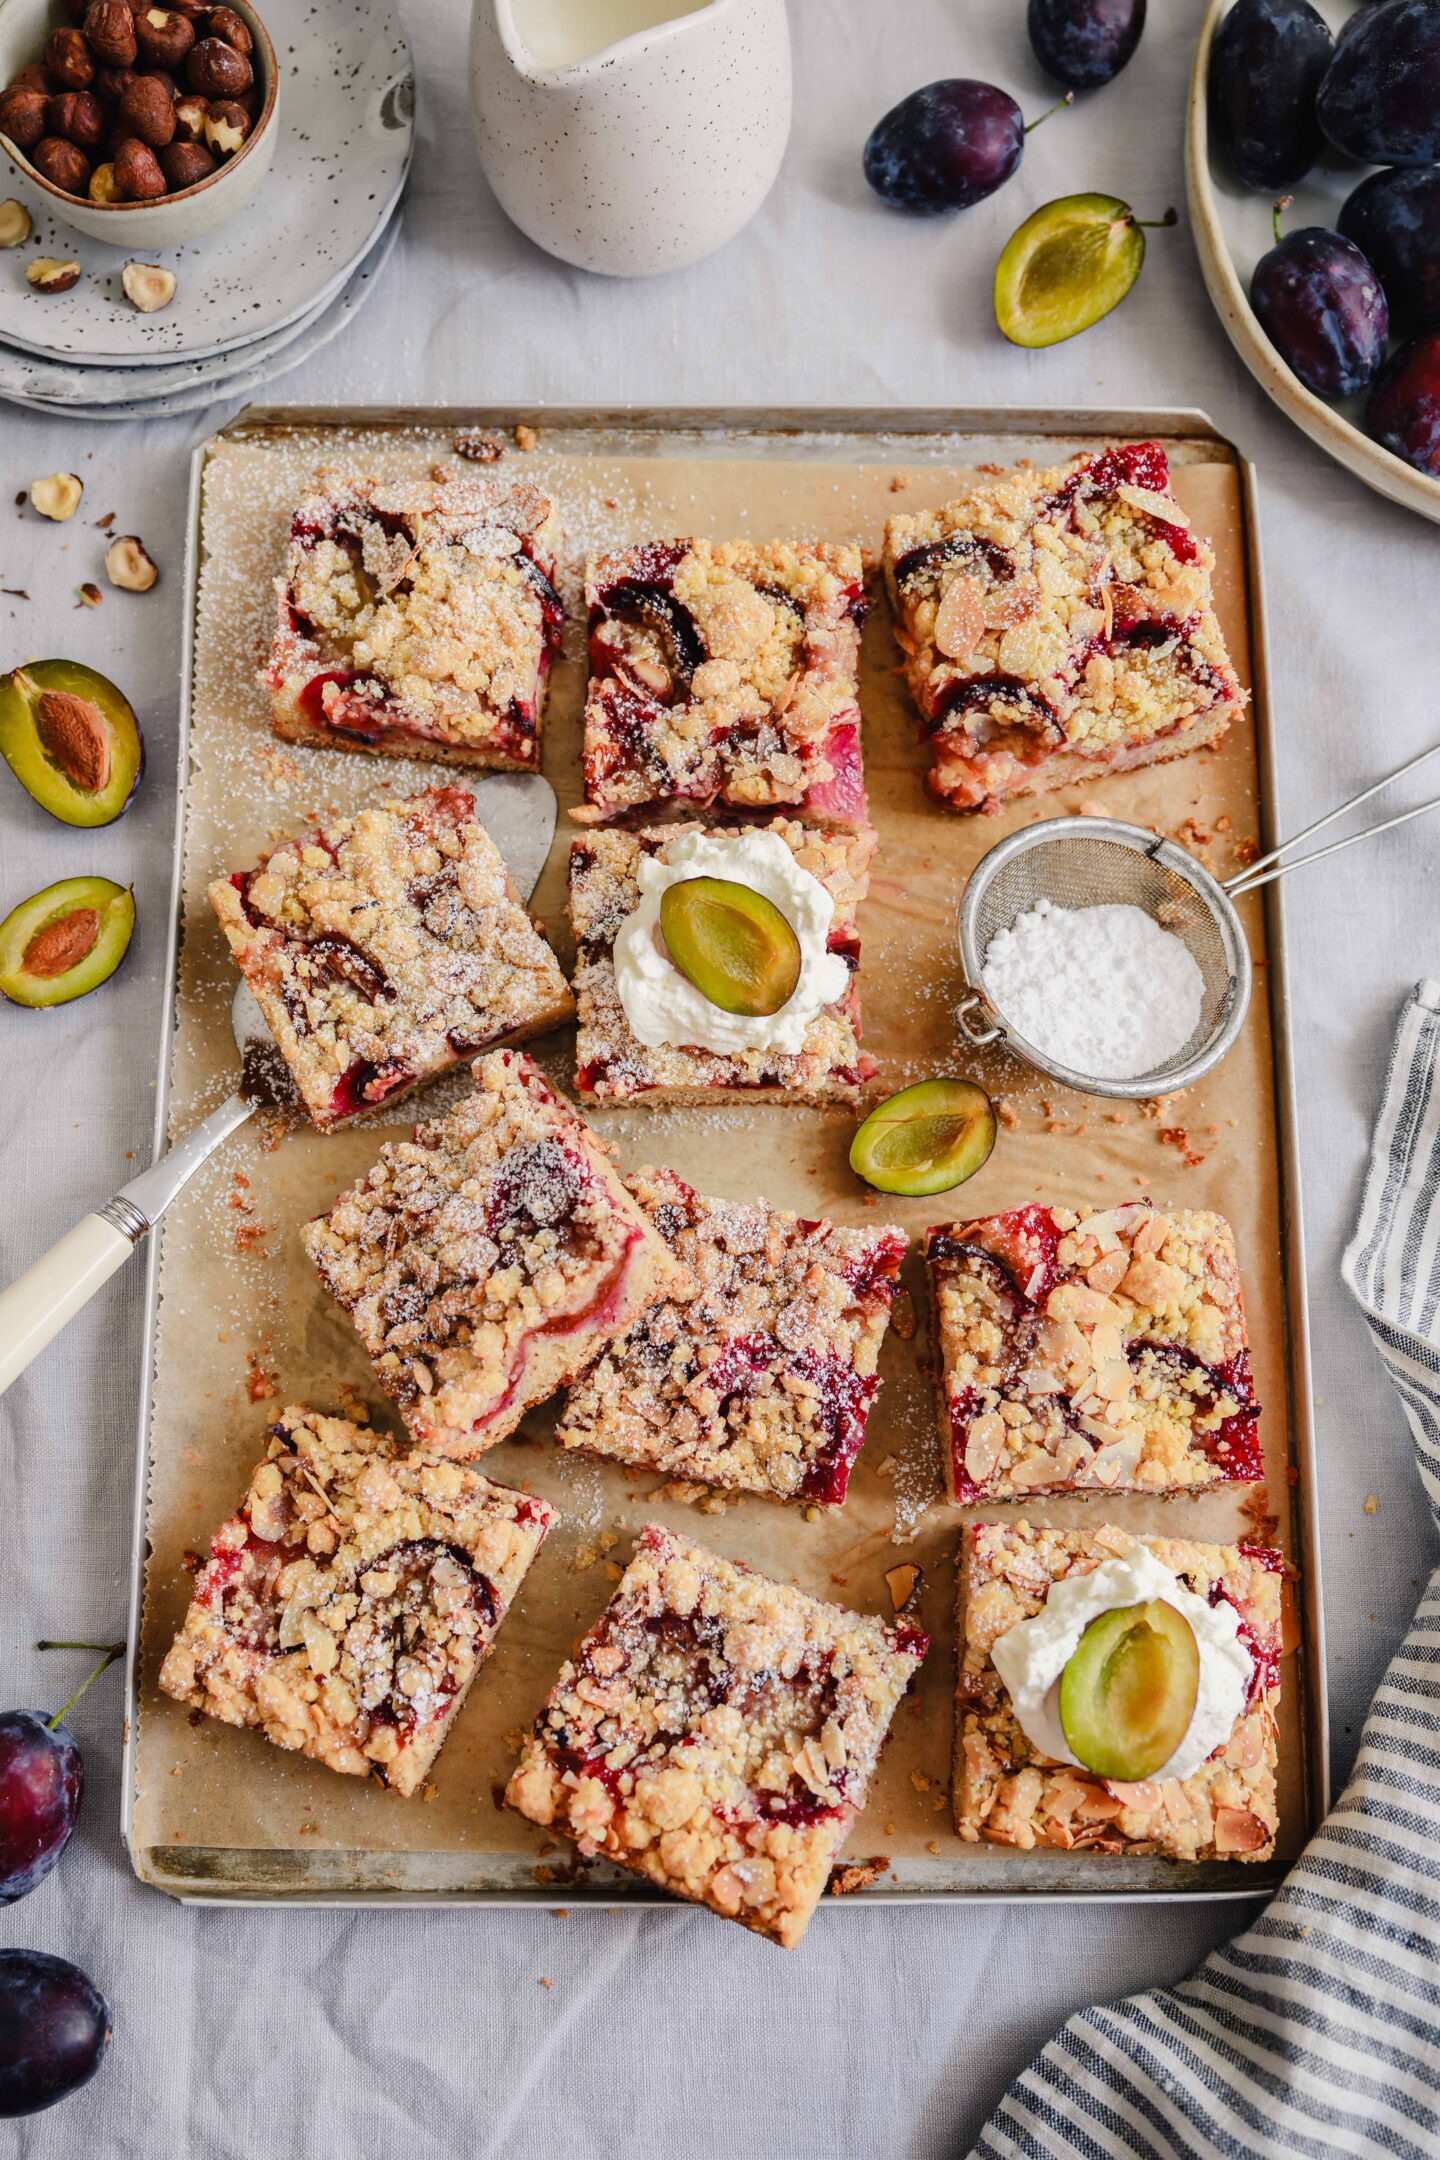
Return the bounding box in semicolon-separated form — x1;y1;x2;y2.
0;0;412;420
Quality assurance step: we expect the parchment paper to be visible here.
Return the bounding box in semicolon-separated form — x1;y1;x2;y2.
131;421;1306;1900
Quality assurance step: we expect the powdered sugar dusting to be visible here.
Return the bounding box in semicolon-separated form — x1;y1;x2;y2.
982;898;1205;1082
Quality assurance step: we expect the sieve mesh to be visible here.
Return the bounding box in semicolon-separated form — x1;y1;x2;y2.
958;820;1251;1099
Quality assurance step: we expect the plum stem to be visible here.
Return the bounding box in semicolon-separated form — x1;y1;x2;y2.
1272;195;1293;245
37;1641;126;1730
1024;90;1074;134
1132;208;1179;230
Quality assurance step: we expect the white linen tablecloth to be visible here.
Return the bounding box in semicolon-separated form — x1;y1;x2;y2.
0;4;1435;2153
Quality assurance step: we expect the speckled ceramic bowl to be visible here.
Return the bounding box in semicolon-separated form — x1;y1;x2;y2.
1187;0;1440;525
0;0;278;246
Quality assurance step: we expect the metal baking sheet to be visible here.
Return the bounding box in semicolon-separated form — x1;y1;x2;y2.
122;405;1328;1908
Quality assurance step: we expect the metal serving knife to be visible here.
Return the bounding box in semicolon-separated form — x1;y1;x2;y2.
0;774;559;1398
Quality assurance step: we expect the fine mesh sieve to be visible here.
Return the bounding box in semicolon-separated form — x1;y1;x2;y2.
956;817;1251;1100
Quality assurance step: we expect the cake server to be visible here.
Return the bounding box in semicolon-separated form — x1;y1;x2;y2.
0;773;559;1397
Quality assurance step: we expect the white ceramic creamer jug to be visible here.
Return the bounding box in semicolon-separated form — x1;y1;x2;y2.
470;0;792;276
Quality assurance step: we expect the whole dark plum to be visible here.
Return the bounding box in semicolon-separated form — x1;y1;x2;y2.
1340;168;1440;329
0;1952;111;2117
1318;0;1440;167
1209;0;1333;190
863;80;1025;214
1251;226;1389;396
1367;332;1440;474
0;1714;80;1905
1027;0;1146;89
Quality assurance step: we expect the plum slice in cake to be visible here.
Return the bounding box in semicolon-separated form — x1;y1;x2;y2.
557;1167;907;1505
506;1523;926;1946
576;539;867;825
882;441;1244;813
157;1405;553;1796
955;1520;1281;1863
302;1051;691;1458
925;1202;1261;1501
210;787;574;1130
569;819;876;1105
264;471;563;770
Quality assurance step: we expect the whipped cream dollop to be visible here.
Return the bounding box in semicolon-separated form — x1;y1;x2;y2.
990;1545;1252;1783
613;828;849;1057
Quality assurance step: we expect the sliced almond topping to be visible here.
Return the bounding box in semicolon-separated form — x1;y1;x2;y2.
933;574;985;659
964;1409;1006;1487
985;577;1039;630
1213;1805;1269;1854
885;1563;920;1612
1118;483;1187;526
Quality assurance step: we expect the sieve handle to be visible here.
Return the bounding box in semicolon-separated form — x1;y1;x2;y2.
956;990;1005;1047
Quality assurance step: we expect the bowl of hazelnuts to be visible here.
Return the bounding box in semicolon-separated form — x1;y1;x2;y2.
0;0;277;244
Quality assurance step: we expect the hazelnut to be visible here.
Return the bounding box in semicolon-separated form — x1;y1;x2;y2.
93;65;138;104
31;135;91;193
88;159;120;201
0;85;48;152
118;74;175;145
44;26;95;89
82;1;138;68
30;473;84;521
6;65;50;96
25;257;81;294
62;0;90;21
142;67;180;101
78;583;103;609
187;37;250;97
106;531;160;584
202;96;249;153
0;198;32;247
172;91;206;141
135;7;194;69
159;137;213;187
206;7;252;57
46;89;106;149
114;134;164;197
166;0;208;14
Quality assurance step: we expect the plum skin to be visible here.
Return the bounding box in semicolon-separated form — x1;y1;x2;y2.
1250;228;1390;397
1318;0;1440;168
0;1715;81;1906
849;1077;997;1196
1208;0;1332;191
1367;332;1440;476
1340;168;1440;331
1027;0;1146;90
0;877;136;1010
0;659;143;829
0;1952;111;2117
863;81;1024;215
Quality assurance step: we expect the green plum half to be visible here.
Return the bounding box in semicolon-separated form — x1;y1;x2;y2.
659;876;802;1017
0;878;135;1008
0;660;144;827
1058;1598;1200;1782
994;192;1154;348
849;1077;997;1196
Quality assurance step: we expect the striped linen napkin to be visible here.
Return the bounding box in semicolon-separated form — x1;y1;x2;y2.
973;980;1440;2160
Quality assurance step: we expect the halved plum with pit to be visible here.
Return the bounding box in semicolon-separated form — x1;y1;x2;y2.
0;877;135;1009
1058;1596;1200;1781
0;661;143;828
850;1077;997;1195
660;877;802;1017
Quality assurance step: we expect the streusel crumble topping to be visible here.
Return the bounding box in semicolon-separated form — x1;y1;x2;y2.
927;1201;1260;1500
506;1524;925;1946
558;1167;907;1503
303;1051;690;1456
211;787;573;1130
158;1405;553;1797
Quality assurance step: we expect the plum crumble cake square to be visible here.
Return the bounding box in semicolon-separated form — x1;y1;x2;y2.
882;441;1244;813
210;787;574;1131
956;1520;1281;1863
157;1405;553;1797
557;1167;907;1505
302;1050;691;1458
925;1201;1260;1502
264;470;564;771
506;1523;926;1946
576;539;868;825
568;819;876;1105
